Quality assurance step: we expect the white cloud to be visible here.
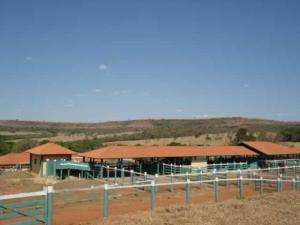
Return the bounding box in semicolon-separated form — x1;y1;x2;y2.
113;90;130;96
176;109;184;113
92;88;102;93
98;64;107;71
243;83;249;88
64;99;74;108
24;56;33;62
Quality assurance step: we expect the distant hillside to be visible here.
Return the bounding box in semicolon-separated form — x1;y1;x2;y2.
1;117;300;154
0;117;299;137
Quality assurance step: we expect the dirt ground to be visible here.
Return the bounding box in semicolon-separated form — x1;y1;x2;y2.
98;191;300;225
0;171;298;225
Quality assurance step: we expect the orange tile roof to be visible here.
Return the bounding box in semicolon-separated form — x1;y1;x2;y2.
26;143;77;155
80;145;257;159
0;152;30;166
242;142;300;156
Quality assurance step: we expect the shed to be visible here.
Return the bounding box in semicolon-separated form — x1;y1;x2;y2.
26;143;77;175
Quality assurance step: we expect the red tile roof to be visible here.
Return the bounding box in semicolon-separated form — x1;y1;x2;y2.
0;152;30;166
242;142;300;156
26;143;77;155
80;145;257;159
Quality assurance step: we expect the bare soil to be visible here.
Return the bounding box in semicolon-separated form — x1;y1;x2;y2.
98;192;300;225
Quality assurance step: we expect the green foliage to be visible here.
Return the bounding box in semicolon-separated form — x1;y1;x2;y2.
11;139;39;152
167;142;185;146
0;135;11;155
278;127;300;142
39;140;50;145
59;139;103;152
233;128;256;144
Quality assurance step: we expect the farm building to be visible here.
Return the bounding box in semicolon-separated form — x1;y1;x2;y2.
26;143;77;175
80;145;258;174
0;152;30;169
241;141;300;166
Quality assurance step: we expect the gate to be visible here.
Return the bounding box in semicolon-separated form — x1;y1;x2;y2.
0;186;53;225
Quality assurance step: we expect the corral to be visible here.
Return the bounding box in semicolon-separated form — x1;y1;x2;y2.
0;141;300;225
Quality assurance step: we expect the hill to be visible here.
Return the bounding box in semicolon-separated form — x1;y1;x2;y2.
1;117;300;153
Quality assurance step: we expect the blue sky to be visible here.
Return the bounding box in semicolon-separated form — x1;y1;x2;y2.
1;0;300;122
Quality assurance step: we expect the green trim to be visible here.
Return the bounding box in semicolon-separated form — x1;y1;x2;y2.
0;209;43;220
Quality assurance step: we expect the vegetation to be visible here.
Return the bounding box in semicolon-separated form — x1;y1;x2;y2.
167;142;185;146
1;118;300;154
59;139;103;152
232;128;255;144
278;127;300;142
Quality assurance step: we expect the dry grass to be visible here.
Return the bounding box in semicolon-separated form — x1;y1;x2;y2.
105;133;233;146
94;192;300;225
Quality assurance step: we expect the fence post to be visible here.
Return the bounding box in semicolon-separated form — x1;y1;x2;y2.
293;165;296;177
185;172;189;181
213;177;219;202
170;173;173;192
180;165;182;174
121;168;125;183
239;176;244;199
198;170;202;186
155;174;159;192
130;170;134;184
259;177;263;195
103;184;109;218
114;167;117;183
150;180;156;212
292;178;296;191
45;186;53;225
185;178;191;204
106;166;110;180
296;176;299;191
226;170;229;189
276;177;280;192
100;166;103;179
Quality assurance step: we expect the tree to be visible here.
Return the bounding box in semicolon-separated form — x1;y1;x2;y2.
233;128;255;144
0;135;10;155
12;139;39;152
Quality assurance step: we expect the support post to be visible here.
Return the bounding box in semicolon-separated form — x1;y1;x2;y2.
259;177;263;195
198;170;202;186
45;186;53;225
155;174;159;192
103;184;109;218
100;166;103;179
60;169;63;180
106;166;110;180
170;173;173;192
239;176;244;199
114;167;117;183
139;164;142;174
292;178;296;191
226;170;230;189
276;177;280;192
130;170;134;184
162;163;165;175
157;163;160;175
185;178;191;204
213;177;219;202
121;168;125;183
67;169;70;178
150;180;156;212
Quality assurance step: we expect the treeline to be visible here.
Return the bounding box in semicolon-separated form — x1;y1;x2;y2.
277;127;300;142
1;126;300;155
